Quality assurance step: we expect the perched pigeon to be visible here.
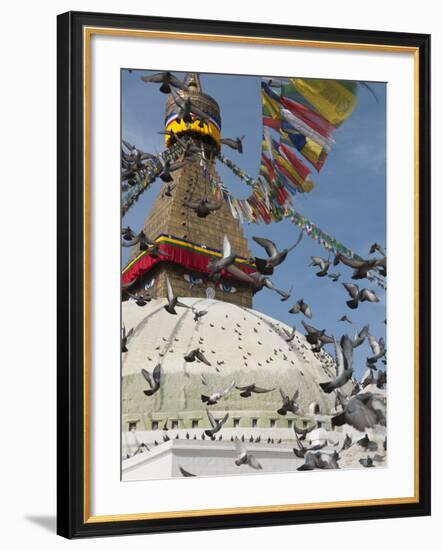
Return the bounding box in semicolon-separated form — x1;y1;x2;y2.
359;456;375;468
179;466;197;477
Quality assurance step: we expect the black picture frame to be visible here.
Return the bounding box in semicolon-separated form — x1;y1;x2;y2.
57;10;431;539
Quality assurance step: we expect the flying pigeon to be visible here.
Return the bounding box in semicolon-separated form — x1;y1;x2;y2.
141;71;188;94
289;298;312;318
201;375;235;405
277;388;300;415
164;276;190;315
235;383;274;398
141;364;161;396
309;256;330;277
252;231;303;275
220;136;245;153
204;409;229;439
331;391;386;432
234;438;262;470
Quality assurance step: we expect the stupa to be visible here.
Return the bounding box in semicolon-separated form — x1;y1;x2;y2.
120;73;376;480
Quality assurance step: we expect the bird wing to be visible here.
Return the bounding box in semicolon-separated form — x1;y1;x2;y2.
206;201;222;212
271;284;291;300
248;454;262;470
286;230;304;252
302;303;313;318
169;74;188;91
360;289;379;302
342;282;359;299
220;138;236;148
235;384;252;391
279;388;288;400
152;364;161;385
347;396;378;431
121;238;140;248
219;412;229;427
121;227;136;239
292;389;299;402
234;437;246;457
196;349;211;366
166;276;174;303
222;234;232;258
379;337;386;352
301;320;318;335
290;302;301;314
334;339;345;376
222;381;235;397
340;335;354;371
338;255;366;268
253;386;274;394
189;102;209;122
141;368;154;388
319;332;334;344
183;200;201;210
226;264;256;284
353;324;369;348
201;374;213;393
122;139;134;151
252;236;278;258
367;333;380;356
179;466;196;477
206;409;217;428
141;73;165;83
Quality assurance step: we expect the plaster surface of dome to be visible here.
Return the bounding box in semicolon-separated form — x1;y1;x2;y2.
122;297;340;432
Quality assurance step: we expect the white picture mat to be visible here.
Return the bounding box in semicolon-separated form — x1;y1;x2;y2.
89;32;415;516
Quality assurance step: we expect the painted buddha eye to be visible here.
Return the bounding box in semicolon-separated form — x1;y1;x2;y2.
218;281;237;294
184;273;203;286
144;277;155;289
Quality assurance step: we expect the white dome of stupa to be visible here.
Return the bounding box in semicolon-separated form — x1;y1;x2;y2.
122;297;340;434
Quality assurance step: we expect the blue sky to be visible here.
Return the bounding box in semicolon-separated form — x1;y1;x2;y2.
122;70;386;378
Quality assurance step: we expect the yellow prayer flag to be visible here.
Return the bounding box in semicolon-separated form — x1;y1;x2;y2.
262;89;281;119
289;78;357;127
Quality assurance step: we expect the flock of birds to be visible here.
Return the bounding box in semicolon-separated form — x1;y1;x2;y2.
122;70;388;476
122;228;387;475
122;71;245;190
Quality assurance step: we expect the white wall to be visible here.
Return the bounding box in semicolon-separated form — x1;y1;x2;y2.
0;0;439;548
